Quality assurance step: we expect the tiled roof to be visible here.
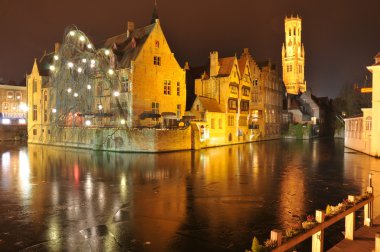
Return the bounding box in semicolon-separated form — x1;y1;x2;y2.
198;96;223;113
104;23;156;69
218;57;235;76
237;58;247;76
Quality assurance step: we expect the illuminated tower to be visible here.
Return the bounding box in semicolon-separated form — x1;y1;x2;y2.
282;15;306;95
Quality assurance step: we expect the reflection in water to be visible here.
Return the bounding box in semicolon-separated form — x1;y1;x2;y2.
0;139;380;251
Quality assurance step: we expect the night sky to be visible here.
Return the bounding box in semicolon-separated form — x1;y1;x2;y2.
1;0;380;97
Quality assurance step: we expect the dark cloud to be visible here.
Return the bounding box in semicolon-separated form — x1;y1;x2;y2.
0;0;379;97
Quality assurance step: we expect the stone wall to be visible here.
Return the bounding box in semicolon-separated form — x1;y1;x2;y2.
0;125;27;141
28;126;192;152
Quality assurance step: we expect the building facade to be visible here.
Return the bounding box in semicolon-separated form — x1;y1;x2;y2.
27;9;187;147
0;84;27;125
344;53;380;157
282;15;306;95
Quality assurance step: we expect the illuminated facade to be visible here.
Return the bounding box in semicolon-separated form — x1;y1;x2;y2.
189;49;282;147
0;84;27;125
282;15;306;95
27;8;187;150
344;53;380;157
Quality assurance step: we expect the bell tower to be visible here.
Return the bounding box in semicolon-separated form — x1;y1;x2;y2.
282;15;306;95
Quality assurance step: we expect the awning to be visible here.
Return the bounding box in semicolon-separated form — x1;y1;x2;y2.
140;111;161;120
161;112;177;119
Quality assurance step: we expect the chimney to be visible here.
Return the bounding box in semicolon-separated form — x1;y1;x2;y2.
127;21;135;38
210;51;219;77
54;42;61;53
184;61;190;70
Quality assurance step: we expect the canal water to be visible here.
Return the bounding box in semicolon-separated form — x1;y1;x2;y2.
0;139;380;251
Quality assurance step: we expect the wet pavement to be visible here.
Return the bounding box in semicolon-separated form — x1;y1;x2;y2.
0;139;380;251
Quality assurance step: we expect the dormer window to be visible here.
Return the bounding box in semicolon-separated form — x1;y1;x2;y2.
155;40;160;48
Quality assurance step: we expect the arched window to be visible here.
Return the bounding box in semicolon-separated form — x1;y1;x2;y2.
366;116;372;131
289;29;291;36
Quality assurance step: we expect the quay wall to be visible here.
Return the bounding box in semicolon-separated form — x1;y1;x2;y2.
0;125;27;141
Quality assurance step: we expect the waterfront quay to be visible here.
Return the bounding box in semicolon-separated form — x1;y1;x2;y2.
1;138;380;251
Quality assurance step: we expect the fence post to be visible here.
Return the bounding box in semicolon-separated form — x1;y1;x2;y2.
270;229;282;247
345;195;356;240
312;210;325;252
365;173;374;227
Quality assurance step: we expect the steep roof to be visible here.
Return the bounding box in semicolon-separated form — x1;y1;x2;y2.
198;96;223;112
104;23;156;69
218;57;235;77
238;58;247;75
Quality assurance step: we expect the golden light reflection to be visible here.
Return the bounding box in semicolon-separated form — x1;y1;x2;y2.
1;151;10;171
18;149;31;198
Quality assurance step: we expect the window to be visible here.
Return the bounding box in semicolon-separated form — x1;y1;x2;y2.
2;102;8;111
33;105;37;121
230;85;238;95
240;100;249;111
228;99;237;110
177;104;181;118
218;118;222;129
44;91;48;102
366;116;372;131
154;56;161;66
152;102;159;114
196;104;200;111
7;91;14;100
289;65;292;72
164;80;171;95
33;129;37;136
228;115;234;127
289;29;291;36
155;40;160;48
33;79;37;93
44;109;47;122
15;91;21;100
242;87;250;96
177;82;180;96
11;103;17;112
211;118;215;129
121;76;129;92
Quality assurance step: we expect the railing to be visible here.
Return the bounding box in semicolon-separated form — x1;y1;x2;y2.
263;174;374;252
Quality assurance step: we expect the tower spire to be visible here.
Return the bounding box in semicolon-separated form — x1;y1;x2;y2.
150;0;159;24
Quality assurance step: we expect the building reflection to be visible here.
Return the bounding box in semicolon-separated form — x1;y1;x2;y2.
0;140;379;251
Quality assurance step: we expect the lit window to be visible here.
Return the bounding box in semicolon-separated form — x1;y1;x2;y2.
18;119;26;124
152;102;159;114
15;91;22;100
228;115;234;127
228;99;237;110
7;91;14;100
33;105;37;121
2;102;9;111
177;82;180;96
164;80;171;95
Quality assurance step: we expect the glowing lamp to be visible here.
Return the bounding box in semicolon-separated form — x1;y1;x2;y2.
79;35;85;41
108;69;114;75
67;62;74;68
18;119;26;124
82;58;87;63
49;65;55;71
113;91;120;97
87;44;92;49
74;92;78;97
69;31;75;36
54;55;59;60
2;118;11;125
105;49;110;55
19;103;28;112
98;104;103;110
87;85;92;90
85;120;91;126
77;67;82;73
52;108;57;113
67;88;72;93
120;119;126;125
